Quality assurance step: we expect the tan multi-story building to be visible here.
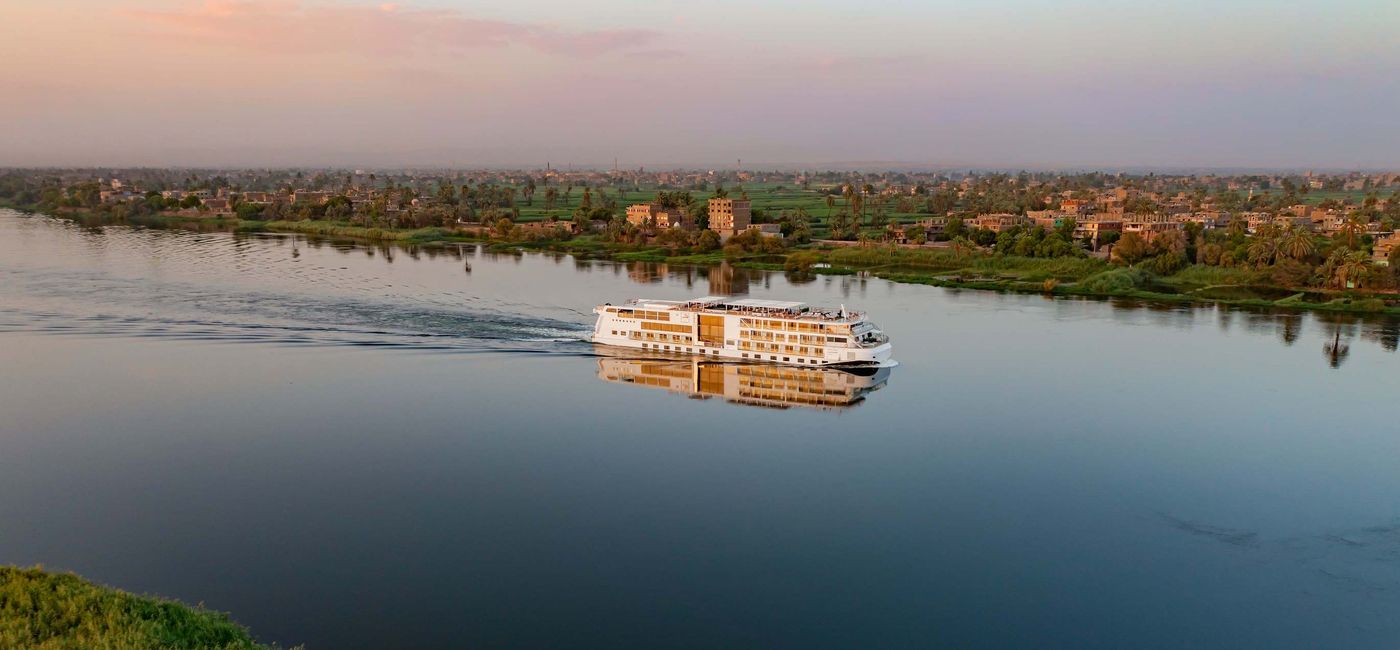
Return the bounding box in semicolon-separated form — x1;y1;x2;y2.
917;216;947;238
292;190;330;205
1124;214;1183;241
1075;218;1123;241
626;203;693;230
1059;199;1092;215
708;198;751;237
1373;233;1400;266
967;213;1028;232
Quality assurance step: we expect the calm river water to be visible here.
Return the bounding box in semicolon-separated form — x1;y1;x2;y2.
3;209;1400;648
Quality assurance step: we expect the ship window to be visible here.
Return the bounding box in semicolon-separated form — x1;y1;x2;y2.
783;357;790;362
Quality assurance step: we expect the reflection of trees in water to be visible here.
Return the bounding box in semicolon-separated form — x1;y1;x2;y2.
1102;299;1392;370
1278;314;1303;346
1323;322;1352;369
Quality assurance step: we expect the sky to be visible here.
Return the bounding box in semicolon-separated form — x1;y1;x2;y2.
1;0;1397;169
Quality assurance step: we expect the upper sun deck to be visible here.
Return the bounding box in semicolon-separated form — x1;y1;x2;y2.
615;296;865;323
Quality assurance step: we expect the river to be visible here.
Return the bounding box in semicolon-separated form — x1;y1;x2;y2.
2;209;1399;648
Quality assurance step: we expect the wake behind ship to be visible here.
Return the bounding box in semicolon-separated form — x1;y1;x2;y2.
591;296;893;367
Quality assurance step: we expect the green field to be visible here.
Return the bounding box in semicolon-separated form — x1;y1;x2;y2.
509;181;929;239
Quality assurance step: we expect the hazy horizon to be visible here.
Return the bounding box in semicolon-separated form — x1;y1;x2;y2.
4;0;1398;169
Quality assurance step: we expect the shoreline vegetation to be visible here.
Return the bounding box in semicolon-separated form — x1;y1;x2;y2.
4;169;1400;318
0;566;291;649
7;203;1400;317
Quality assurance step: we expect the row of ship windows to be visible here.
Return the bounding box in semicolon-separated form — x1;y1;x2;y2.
740;330;846;344
639;343;720;355
738;318;849;334
618;331;691;343
739;341;822;356
606;308;672;322
630;342;825;365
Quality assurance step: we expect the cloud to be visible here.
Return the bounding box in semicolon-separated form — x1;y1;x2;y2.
122;0;663;58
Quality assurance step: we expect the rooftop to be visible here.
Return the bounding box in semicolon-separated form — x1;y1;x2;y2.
621;296;863;322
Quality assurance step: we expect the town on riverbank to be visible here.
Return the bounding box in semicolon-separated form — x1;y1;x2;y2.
5;167;1400;315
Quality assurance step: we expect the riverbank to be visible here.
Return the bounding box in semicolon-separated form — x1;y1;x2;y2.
11;208;1400;317
0;566;290;649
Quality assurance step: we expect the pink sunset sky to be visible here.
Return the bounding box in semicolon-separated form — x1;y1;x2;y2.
2;0;1397;168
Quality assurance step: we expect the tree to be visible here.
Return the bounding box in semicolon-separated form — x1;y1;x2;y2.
944;216;966;239
1247;226;1281;266
1338;251;1372;289
1339;214;1367;250
1112;232;1149;264
1278;225;1316;261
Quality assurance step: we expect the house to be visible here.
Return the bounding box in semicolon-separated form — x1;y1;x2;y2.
292;190;330;205
745;223;783;238
1028;210;1070;231
1075;218;1123;240
708;198;752;237
1059;199;1091;215
917;216;947;238
1373;234;1400;266
626;203;692;230
967;213;1028;232
240;191;276;205
1178;212;1228;228
517;220;578;235
201;197;231;213
1123;214;1182;241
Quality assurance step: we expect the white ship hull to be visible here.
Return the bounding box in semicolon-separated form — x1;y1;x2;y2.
591;296;894;368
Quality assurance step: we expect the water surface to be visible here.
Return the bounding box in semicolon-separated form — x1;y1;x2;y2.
2;210;1399;648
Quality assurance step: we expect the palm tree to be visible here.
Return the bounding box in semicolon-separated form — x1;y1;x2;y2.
1247;227;1280;266
1338;251;1372;289
949;237;974;259
1322;316;1351;369
1278;224;1315;261
1339;214;1367;250
825;195;836;218
1317;248;1346;288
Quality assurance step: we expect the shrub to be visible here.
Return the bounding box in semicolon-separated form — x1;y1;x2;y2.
0;566;287;649
1079;267;1152;293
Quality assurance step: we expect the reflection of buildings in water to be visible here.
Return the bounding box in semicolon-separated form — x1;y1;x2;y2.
706;261;750;296
597;357;890;411
627;262;668;283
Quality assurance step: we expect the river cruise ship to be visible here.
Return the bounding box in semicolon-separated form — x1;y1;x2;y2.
591;296;893;367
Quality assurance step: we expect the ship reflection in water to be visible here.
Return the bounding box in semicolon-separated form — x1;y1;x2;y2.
596;355;891;411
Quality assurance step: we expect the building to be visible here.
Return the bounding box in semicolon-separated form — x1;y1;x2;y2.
1059;199;1092;215
917;216;947;238
1373;234;1400;266
746;223;783;238
708;198;751;237
967;213;1028;232
292;190;330;205
626;203;692;230
1075;218;1123;241
240;191;276;205
1028;210;1070;231
1123;214;1182;241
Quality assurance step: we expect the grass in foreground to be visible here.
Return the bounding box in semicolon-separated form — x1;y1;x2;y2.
0;566;289;650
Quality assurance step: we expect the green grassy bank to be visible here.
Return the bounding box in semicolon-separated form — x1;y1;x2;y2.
0;566;291;649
